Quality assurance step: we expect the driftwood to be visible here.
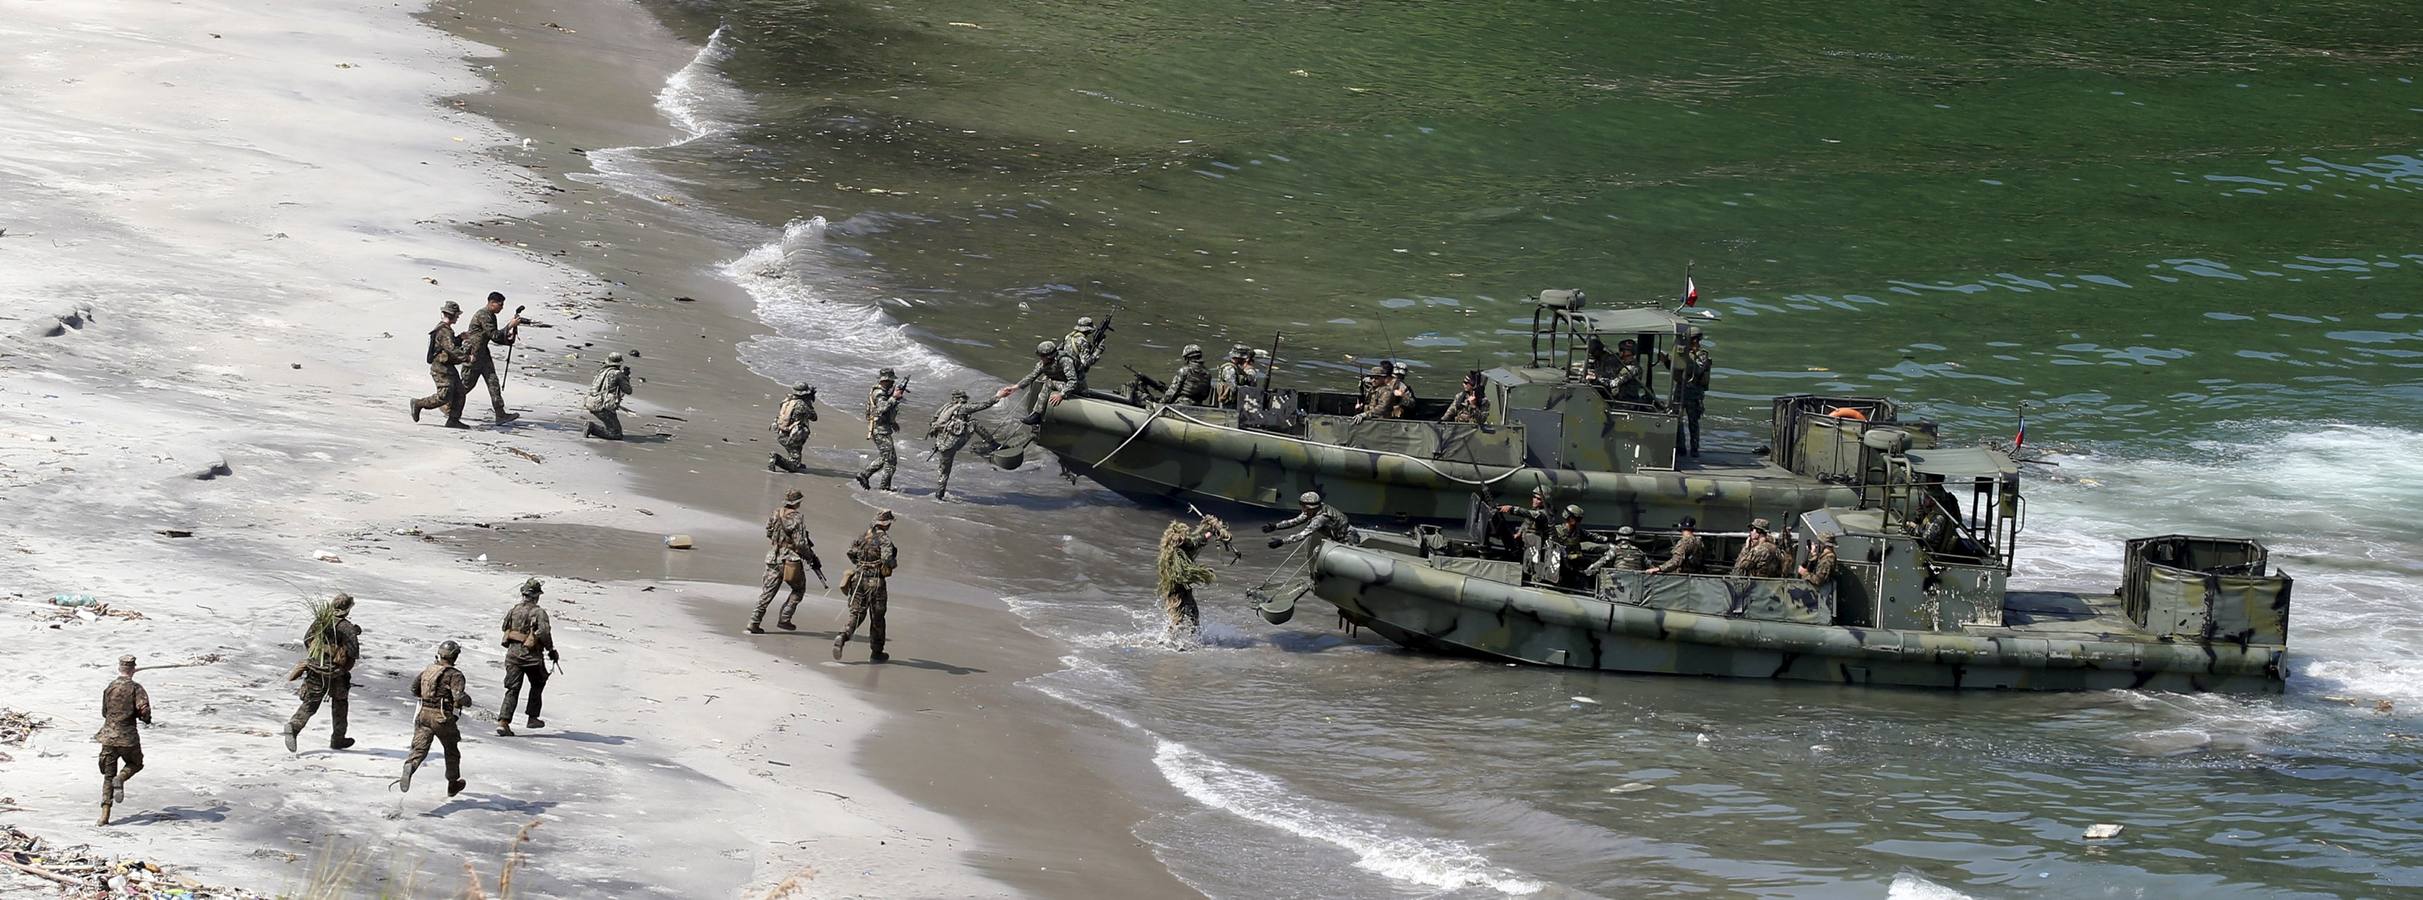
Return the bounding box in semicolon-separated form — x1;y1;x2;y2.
0;855;78;886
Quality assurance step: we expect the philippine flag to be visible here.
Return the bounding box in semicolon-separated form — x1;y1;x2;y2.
1681;276;1698;307
2013;408;2027;452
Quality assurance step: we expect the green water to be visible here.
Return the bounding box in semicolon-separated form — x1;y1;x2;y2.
659;0;2421;444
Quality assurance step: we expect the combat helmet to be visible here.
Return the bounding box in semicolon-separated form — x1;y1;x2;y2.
1616;526;1636;539
950;388;969;400
792;381;813;395
877;367;896;383
606;351;625;364
782;488;803;507
330;593;355;616
1182;344;1203;359
1075;316;1095;331
874;509;896;527
1564;504;1585;519
1299;491;1323;506
1037;340;1059;356
435;640;461;662
1230;344;1251;359
518;578;544;599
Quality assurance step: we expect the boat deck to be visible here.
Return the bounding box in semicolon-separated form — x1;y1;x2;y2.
1988;591;2165;644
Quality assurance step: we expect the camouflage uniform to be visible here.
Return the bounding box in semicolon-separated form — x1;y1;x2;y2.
1801;540;1839;586
411;304;469;427
1652;528;1704;575
457;300;519;422
1674;334;1712;456
857;376;905;491
497;580;556;734
927;391;1002;500
1441;385;1489;424
1268;502;1355;548
1009;345;1079;419
401;646;471;795
1062;322;1097;375
770;384;817;472
584;354;635;440
1609;355;1648;405
1214;349;1261;408
1732;539;1787;578
285;594;361;752
1163;350;1212;406
94;657;150;823
1158;518;1228;643
752;492;822;632
1585;529;1649;575
834;514;900;662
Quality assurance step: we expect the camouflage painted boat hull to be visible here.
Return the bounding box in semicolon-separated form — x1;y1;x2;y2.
1035;396;1861;530
1305;542;2288;693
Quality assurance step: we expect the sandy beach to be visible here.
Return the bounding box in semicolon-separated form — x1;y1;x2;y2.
0;0;1187;896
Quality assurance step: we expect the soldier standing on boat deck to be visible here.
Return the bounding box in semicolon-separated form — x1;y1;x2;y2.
94;654;151;826
1673;328;1711;457
496;578;557;736
409;300;470;429
1731;518;1788;578
1062;317;1099;375
1584;526;1649;575
856;369;908;491
399;640;470;797
1496;486;1556;562
1163;344;1212;406
1441;371;1489;424
1265;491;1355;548
1652;517;1705;575
750;489;823;633
457;291;522;425
834;510;902;662
1213;345;1261;408
284;593;360;753
1799;533;1839;586
769;382;818;473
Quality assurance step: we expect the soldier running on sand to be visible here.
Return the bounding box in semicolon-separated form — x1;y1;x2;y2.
834;510;901;663
398;640;470;796
496;578;557;736
925;388;1002;501
94;654;151;826
750;489;823;634
409;300;469;429
284;593;360;753
457;291;522;424
769;382;818;473
1158;515;1231;645
856;369;908;491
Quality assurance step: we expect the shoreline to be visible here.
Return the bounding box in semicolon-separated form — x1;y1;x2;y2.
1;0;1183;896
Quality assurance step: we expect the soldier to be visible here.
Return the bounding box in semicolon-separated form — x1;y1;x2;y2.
750;489;823;633
926;388;1002;500
1651;516;1704;574
1062;316;1098;374
1441;371;1489;424
769;382;818;473
1798;532;1839;586
1672;327;1712;457
856;369;908;491
409;300;470;429
1213;345;1262;408
399;640;470;796
1162;344;1212;406
583;351;636;440
1583;526;1649;576
94;654;151;826
1609;340;1649;405
1263;491;1355;548
284;593;361;753
1495;486;1556;560
998;340;1077;419
1356;361;1414;420
834;510;901;662
1157;515;1231;645
1731;518;1787;578
496;578;558;736
457;291;523;424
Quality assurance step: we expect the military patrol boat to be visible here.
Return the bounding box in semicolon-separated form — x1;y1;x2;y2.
1032;289;1934;531
1255;423;2291;693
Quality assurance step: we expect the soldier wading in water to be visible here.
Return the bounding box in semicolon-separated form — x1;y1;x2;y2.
834;510;902;662
1157;514;1233;646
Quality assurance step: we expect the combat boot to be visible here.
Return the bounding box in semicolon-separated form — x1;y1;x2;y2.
395;764;415;793
331;737;356;751
777;619;796;631
493;410;520;424
447;778;468;797
746;622;765;634
97;802;111;826
869;642;889;663
526;716;545;729
284;729;298;753
410;400;423;423
110;776;125;804
853;471;872;490
831;634;847;660
443;418;470;430
495;721;515;737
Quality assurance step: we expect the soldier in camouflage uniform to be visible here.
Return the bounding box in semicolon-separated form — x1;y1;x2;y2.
1583;526;1649;576
1356;361;1415;420
998;341;1078;421
1798;533;1839;586
1264;491;1356;549
409;300;470;429
769;382;818;473
926;388;1002;501
1162;344;1212;406
1731;518;1788;578
1672;328;1711;457
496;578;557;736
1607;340;1649;405
1062;317;1098;375
457;291;523;424
1441;371;1489;424
1157;515;1231;645
284;593;361;753
856;369;908;491
583;351;636;440
1496;486;1557;570
399;640;470;796
834;510;901;662
750;489;823;633
94;655;151;826
1213;345;1262;409
1652;516;1704;575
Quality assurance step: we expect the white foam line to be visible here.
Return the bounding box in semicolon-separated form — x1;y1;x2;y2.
1152;740;1547;895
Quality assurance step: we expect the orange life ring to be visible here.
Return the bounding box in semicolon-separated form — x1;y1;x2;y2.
1827;407;1869;421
